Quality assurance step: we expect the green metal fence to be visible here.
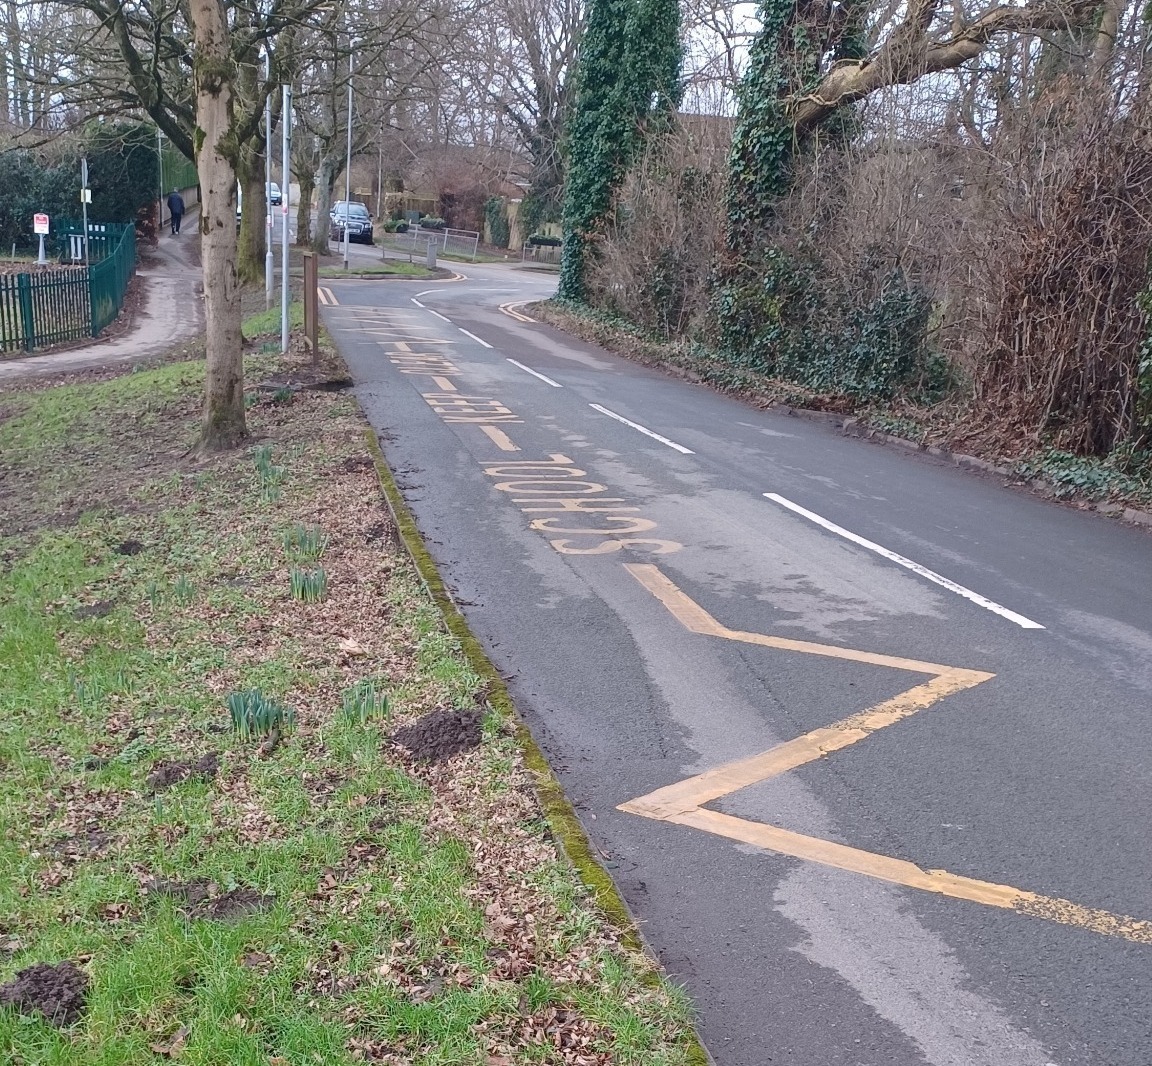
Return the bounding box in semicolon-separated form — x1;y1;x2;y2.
0;222;136;355
86;224;137;335
159;141;198;194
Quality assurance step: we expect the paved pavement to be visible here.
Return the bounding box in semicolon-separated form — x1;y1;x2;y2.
321;264;1152;1066
0;218;203;382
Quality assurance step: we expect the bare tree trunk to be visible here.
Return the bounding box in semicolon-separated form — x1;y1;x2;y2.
6;1;27;127
311;153;340;254
191;0;246;451
1091;0;1123;78
0;43;9;124
296;171;314;245
237;147;266;283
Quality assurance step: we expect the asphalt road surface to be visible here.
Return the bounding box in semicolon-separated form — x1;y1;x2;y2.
321;264;1152;1066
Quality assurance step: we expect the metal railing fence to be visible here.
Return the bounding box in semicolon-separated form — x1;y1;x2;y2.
0;222;136;354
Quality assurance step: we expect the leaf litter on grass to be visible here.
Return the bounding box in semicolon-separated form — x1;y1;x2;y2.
0;351;698;1064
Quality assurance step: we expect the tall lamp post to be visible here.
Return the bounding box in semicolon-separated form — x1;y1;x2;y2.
281;85;292;353
343;45;354;271
264;49;274;308
157;129;165;233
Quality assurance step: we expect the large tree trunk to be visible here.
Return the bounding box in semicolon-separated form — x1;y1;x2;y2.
0;42;8;124
6;1;28;127
1091;0;1124;77
311;153;340;254
296;171;314;245
236;147;266;284
191;0;246;451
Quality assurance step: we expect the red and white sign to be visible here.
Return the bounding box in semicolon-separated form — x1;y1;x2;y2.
33;213;49;235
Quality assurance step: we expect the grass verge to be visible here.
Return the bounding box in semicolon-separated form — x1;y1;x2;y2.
318;263;433;279
242;301;304;341
0;355;699;1064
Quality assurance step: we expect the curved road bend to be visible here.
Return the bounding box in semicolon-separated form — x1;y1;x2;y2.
321;263;1152;1066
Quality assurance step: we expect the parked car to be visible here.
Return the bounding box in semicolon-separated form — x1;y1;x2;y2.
236;183;282;227
329;201;374;244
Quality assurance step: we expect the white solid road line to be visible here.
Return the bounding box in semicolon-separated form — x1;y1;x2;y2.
459;328;492;348
410;298;425;308
589;403;694;454
763;493;1046;629
427;309;451;323
507;358;562;387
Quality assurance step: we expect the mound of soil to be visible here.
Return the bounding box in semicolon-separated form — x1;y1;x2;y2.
147;877;214;906
189;887;270;921
0;960;88;1027
146;878;271;921
72;600;115;619
391;707;483;763
147;752;219;792
115;539;143;556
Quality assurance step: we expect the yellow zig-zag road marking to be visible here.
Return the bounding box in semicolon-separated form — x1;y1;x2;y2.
619;563;1152;945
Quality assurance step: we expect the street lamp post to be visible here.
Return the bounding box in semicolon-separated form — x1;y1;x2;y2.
265;49;274;308
80;157;90;266
281;85;292;353
157;129;165;233
343;47;354;271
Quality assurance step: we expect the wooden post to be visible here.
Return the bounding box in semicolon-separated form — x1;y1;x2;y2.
302;250;318;361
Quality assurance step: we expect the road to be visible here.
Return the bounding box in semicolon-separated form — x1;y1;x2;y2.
321;263;1152;1066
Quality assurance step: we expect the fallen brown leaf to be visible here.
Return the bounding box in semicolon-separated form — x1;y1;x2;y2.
149;1024;189;1058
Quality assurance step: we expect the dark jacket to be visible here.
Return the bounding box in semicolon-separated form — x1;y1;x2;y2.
166;192;185;216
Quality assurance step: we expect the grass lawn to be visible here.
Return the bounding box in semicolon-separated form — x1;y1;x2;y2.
318;263;433;279
0;353;697;1064
241;301;304;341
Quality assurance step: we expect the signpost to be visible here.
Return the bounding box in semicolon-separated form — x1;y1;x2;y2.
302;250;318;359
33;213;49;266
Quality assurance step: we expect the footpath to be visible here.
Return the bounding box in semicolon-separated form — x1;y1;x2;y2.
0;214;203;382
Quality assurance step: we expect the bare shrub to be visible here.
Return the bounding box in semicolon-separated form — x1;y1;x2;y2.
969;92;1152;455
587;116;731;338
590;11;1152;455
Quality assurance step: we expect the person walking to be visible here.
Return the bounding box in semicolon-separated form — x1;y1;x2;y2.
166;189;185;235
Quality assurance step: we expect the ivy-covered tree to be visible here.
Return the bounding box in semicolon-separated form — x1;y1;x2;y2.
724;0;794;242
727;0;1100;237
557;0;681;301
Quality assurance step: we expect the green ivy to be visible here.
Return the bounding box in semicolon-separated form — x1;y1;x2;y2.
558;0;682;301
1136;274;1152;441
725;0;805;237
484;197;511;248
1015;447;1152;501
712;1;946;403
712;257;939;402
